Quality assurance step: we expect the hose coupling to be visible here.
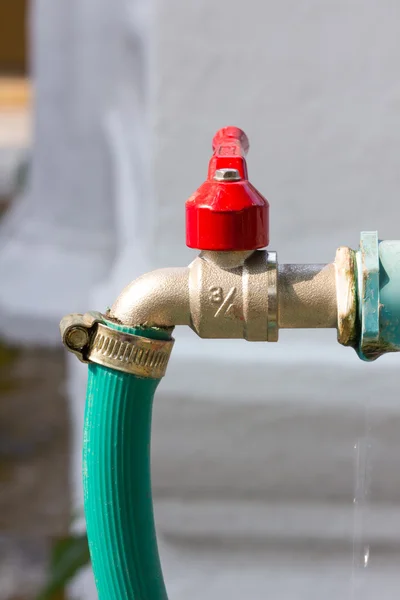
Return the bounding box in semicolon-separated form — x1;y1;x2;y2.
60;312;174;379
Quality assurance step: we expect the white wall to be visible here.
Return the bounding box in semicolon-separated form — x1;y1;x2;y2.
152;0;400;268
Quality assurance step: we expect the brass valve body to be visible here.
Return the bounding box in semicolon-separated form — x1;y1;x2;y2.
109;248;354;344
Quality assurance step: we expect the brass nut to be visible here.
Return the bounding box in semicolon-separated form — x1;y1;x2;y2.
213;168;241;181
335;246;357;346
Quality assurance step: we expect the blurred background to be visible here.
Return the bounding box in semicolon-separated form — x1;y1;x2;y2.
1;0;400;598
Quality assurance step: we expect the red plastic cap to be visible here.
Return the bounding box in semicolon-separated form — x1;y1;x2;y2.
186;127;269;251
212;126;250;154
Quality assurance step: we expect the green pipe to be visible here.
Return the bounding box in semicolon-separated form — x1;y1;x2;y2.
378;240;400;350
355;234;400;360
83;322;169;599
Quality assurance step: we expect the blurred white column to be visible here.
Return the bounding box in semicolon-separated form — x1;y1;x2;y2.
0;0;121;343
0;1;154;594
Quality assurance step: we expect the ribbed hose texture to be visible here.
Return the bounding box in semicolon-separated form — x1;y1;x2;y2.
83;324;170;600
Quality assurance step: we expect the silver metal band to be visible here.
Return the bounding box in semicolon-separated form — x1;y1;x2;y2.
60;312;174;379
89;322;174;378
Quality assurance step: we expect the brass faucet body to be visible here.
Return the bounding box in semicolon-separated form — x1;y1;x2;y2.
108;247;355;345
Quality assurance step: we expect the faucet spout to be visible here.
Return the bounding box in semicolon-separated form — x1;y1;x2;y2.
109;267;191;329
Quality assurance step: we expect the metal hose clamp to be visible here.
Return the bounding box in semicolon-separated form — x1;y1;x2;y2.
60;312;174;379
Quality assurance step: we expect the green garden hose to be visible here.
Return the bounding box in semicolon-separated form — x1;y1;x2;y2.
83;322;170;599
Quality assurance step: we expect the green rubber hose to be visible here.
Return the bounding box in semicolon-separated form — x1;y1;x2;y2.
83;322;170;599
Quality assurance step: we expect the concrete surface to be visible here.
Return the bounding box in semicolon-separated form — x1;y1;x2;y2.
0;346;70;599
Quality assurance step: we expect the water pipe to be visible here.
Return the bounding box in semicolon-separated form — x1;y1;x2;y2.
60;127;400;599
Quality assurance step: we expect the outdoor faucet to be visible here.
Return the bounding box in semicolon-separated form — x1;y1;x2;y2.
60;127;400;599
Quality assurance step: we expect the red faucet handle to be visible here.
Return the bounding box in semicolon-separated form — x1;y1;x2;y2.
208;126;249;180
186;127;269;251
212;126;250;154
